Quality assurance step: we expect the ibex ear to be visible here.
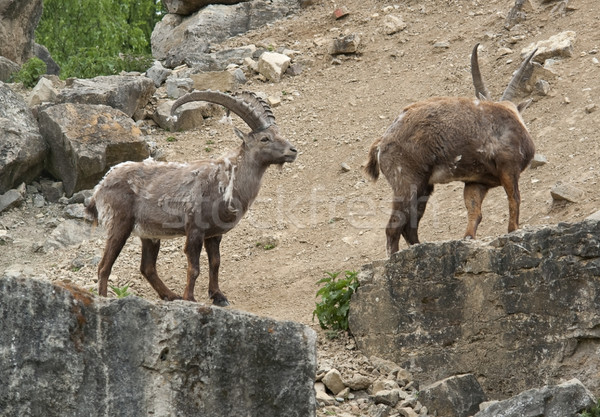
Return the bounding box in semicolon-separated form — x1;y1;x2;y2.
233;127;246;142
517;98;533;113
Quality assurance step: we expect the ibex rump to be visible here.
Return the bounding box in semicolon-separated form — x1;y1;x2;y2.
365;44;537;256
86;90;297;305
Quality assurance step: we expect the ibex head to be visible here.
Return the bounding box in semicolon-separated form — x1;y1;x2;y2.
471;43;537;113
171;90;297;166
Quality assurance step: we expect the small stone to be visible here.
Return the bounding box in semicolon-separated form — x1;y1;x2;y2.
40;179;64;203
344;373;373;390
535;79;550;95
340;162;351;172
33;194;45;208
322;369;346;395
398;407;419;417
64;204;86;219
373;389;400;407
383;15;407;35
530;153;548;168
329;34;361;55
551;182;584;203
333;6;349;19
315;382;336;406
586;210;600;221
433;41;450;50
585;103;597;113
0;185;25;213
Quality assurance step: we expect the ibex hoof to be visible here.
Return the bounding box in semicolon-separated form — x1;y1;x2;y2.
211;293;230;307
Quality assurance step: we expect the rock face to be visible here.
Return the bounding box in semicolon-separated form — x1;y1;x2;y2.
152;0;301;66
0;0;43;64
57;75;156;118
0;276;317;417
38;103;150;196
349;220;600;399
164;0;251;15
474;379;596;417
0;82;47;193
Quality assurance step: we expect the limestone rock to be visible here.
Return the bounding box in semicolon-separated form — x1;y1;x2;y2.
146;61;172;87
521;31;577;63
154;99;222;131
349;221;600;397
38;103;150;196
530;153;548;168
0;276;317;417
163;0;251;15
57;75;156;117
43;219;98;252
191;70;240;92
551;181;584;202
0;0;42;64
0;82;47;193
27;76;58;107
0;56;19;82
0;184;25;213
152;0;301;65
419;374;486;417
330;34;361;55
382;15;407;35
257;52;291;83
474;379;595;417
322;369;346;395
182;45;258;71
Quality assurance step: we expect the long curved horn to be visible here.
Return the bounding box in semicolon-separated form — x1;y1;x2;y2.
471;43;491;100
500;47;538;102
170;90;273;132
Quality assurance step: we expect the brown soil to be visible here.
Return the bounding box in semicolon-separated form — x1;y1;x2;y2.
1;0;599;369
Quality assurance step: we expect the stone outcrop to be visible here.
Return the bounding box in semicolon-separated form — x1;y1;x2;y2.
475;379;596;417
349;220;600;399
164;0;251;15
57;75;156;118
0;82;47;193
151;0;302;67
0;0;43;64
0;276;317;417
38;103;150;196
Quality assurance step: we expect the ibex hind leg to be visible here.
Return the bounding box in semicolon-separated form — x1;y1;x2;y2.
97;225;133;297
463;182;489;239
140;238;181;301
401;184;433;245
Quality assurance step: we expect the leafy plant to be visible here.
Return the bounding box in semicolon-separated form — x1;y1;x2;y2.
313;270;359;331
166;136;177;142
10;57;47;88
110;284;132;298
582;401;600;417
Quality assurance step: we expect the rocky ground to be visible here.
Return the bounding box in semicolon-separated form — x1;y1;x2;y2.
1;0;599;415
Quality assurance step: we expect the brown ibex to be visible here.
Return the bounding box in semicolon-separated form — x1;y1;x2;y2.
86;90;297;305
365;44;537;256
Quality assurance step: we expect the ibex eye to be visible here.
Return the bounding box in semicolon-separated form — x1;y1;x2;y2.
260;137;270;143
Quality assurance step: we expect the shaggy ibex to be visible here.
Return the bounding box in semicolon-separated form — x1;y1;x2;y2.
365;44;537;256
86;90;297;305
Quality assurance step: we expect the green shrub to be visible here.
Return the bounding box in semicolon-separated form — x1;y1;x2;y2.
10;57;47;88
582;401;600;417
313;270;359;331
110;284;132;299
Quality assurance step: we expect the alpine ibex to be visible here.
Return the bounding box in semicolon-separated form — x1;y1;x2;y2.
86;90;297;305
365;44;537;256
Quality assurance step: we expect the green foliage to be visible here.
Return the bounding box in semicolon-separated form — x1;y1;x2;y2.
582;401;600;417
10;57;47;88
110;284;132;299
313;270;359;331
35;0;166;79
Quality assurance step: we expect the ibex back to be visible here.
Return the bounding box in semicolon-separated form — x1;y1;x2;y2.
86;90;297;305
365;44;537;256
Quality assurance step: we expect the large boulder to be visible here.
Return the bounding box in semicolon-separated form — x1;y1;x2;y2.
0;0;43;64
0;82;47;193
475;379;596;417
57;75;156;117
152;0;301;66
349;220;600;399
0;56;19;81
0;276;317;417
38;103;150;196
164;0;251;15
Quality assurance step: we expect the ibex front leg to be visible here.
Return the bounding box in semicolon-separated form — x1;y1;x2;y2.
183;228;203;302
205;235;229;306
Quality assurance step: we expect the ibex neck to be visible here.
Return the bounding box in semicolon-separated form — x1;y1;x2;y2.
224;147;269;209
